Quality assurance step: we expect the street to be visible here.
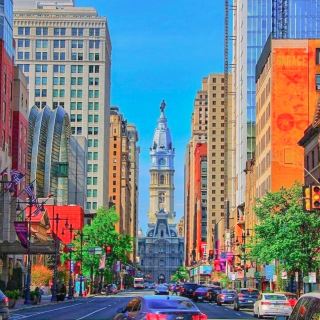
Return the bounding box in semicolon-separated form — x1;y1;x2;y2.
9;290;254;320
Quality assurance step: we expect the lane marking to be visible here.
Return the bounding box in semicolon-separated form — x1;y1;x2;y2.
236;312;241;316
75;306;109;320
10;303;83;318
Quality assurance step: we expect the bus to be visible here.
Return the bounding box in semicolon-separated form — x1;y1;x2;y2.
133;277;145;289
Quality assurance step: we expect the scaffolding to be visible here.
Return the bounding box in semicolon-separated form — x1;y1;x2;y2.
272;0;289;38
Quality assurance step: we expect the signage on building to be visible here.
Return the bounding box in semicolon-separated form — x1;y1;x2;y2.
281;271;288;280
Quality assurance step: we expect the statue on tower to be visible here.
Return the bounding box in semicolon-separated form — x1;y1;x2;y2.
160;99;166;112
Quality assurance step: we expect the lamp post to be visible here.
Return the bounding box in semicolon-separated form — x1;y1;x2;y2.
62;223;75;299
74;230;88;297
50;213;69;302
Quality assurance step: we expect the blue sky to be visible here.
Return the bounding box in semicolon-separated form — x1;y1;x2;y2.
77;0;225;232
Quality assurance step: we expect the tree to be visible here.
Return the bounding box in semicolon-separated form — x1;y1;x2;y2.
171;266;189;282
248;184;320;278
31;265;52;287
63;207;134;281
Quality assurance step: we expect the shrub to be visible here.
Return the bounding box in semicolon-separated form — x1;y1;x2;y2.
31;265;52;287
4;290;19;300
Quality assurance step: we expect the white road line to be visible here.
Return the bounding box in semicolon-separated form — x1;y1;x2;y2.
10;303;83;319
75;306;109;320
236;312;241;316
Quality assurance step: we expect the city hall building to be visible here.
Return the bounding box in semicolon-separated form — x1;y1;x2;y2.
138;101;184;283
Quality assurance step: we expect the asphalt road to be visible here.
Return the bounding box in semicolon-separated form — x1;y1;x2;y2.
9;290;254;320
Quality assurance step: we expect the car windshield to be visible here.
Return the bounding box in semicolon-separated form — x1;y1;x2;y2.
157;285;167;289
147;299;197;310
264;294;287;301
222;290;235;294
184;284;198;289
241;289;259;295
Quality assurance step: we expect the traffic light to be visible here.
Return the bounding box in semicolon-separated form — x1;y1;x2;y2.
105;245;112;256
311;185;320;210
303;186;311;211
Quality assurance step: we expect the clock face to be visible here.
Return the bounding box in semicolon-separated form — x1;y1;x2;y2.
159;158;166;166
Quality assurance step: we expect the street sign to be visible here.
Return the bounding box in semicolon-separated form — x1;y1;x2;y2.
66;243;74;248
281;271;288;280
88;246;103;255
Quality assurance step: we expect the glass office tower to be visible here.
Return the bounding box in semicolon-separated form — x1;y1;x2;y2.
234;0;320;207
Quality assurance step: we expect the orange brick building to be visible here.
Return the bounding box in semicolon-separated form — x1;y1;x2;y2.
255;37;320;197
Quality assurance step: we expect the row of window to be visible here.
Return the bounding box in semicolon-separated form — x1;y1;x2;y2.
35;89;100;98
18;39;100;49
18;51;100;62
70;114;99;123
86;202;98;210
29;64;100;73
18;27;101;37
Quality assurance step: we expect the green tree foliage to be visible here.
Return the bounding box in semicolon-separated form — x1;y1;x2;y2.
248;184;320;274
62;207;133;279
171;266;189;282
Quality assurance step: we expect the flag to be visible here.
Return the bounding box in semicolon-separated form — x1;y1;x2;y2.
32;206;42;216
24;183;36;201
10;169;24;184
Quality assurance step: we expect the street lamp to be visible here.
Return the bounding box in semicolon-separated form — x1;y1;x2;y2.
62;223;75;299
50;213;69;302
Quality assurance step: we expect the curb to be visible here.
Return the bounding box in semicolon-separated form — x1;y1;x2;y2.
10;296;95;313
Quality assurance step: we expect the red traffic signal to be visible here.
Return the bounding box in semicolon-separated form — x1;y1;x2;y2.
105;245;112;256
311;185;320;210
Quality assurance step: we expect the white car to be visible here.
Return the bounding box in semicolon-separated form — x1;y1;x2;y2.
253;293;292;318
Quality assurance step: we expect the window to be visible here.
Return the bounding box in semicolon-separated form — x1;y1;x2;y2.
54;28;66;36
36;52;47;60
71;28;83;36
17;52;30;60
36;39;48;48
316;74;320;90
36;27;48;36
53;65;65;73
18;27;30;35
18;39;30;47
71;52;83;61
89;53;100;61
35;64;48;73
71;40;83;48
89;28;100;36
71;65;83;73
89;40;100;49
53;40;65;48
53;52;65;61
89;65;99;73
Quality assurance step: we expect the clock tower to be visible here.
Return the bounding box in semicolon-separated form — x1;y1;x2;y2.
148;100;175;224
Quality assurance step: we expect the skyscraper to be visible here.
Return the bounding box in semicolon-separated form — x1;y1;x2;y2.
233;0;320;210
13;1;111;219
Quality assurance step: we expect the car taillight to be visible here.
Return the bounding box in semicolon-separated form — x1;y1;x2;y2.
3;297;8;305
238;293;244;297
261;301;271;305
146;314;167;320
192;314;208;320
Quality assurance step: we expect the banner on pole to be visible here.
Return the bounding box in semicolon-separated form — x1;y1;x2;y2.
14;221;28;248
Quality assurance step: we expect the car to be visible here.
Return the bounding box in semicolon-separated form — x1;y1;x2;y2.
233;288;260;311
192;286;211;302
0;289;9;320
274;292;320;320
104;284;118;295
206;286;222;302
279;292;298;308
154;284;169;295
216;289;237;305
180;283;200;298
253;293;292;319
113;295;208;320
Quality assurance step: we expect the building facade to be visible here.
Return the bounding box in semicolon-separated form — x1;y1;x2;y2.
13;2;111;217
109;107;131;233
127;124;139;262
255;38;320;198
184;77;208;266
233;0;320;210
12;66;28;193
28;105;87;208
139;101;183;282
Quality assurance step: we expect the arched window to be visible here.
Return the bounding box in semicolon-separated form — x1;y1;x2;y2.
159;175;165;184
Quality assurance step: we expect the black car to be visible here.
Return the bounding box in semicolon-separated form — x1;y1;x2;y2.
216;289;236;305
113;295;208;319
179;283;200;298
233;288;259;311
